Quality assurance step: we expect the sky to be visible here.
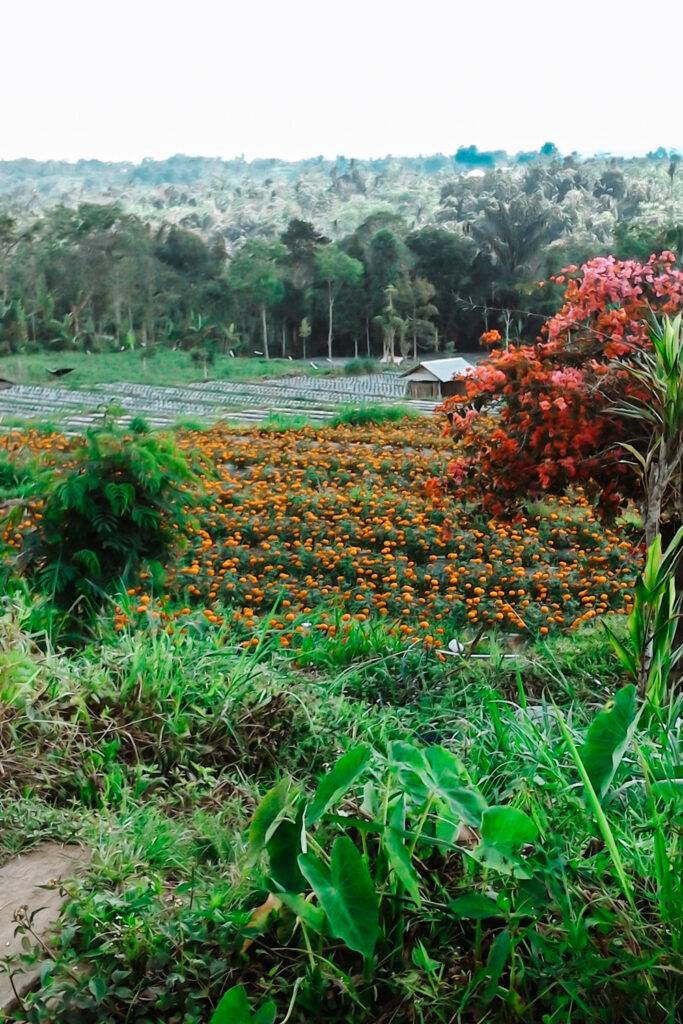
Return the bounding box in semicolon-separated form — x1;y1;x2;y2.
3;0;682;163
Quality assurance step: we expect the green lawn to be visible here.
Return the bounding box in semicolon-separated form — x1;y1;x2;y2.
0;351;322;388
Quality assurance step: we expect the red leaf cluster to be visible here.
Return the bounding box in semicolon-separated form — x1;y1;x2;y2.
440;253;683;513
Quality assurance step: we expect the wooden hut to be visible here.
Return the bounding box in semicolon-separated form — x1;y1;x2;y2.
401;357;473;400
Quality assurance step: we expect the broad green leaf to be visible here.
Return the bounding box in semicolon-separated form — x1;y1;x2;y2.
298;835;379;957
472;806;538;877
384;794;421;902
389;741;430;801
209;985;252;1024
389;741;428;773
248;778;294;857
448;893;500;920
267;816;305;893
390;742;486;825
652;779;683;804
579;685;640;801
209;983;276;1023
481;806;537;848
643;536;662;595
424;747;487;825
279;891;326;933
253;1002;277;1024
88;975;108;1003
305;744;371;826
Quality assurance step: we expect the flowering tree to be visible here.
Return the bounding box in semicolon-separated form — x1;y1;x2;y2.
441;252;683;516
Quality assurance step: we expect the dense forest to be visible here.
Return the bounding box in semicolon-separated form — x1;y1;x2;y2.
1;145;682;359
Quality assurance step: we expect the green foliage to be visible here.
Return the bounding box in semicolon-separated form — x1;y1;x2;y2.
210;986;276;1024
329;403;417;426
1;610;682;1023
6;153;683;360
343;357;378;375
605;528;683;705
299;836;379;957
579;685;640;800
18;430;197;619
127;415;150;434
0;451;41;499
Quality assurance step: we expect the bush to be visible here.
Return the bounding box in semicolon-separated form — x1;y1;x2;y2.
18;430;198;619
127;415;150;434
0;453;41;499
441;252;683;515
344;357;378;376
330;403;417;426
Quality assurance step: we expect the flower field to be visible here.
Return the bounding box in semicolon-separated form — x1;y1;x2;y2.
124;418;636;644
2;418;638;645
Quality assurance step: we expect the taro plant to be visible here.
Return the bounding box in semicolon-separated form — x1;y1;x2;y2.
210;984;276;1024
245;741;540;1016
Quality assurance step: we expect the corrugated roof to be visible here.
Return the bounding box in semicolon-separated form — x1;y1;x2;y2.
402;357;473;383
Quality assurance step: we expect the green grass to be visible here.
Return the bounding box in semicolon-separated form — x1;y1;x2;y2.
259;411;315;432
0;593;680;1024
0;351;325;389
330;402;418;426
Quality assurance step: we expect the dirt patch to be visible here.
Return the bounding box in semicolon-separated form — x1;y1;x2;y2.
0;843;89;1012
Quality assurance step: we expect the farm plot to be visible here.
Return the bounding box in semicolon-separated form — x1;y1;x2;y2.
0;373;428;431
111;418;636;643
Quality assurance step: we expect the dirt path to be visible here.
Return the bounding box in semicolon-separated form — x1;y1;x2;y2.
0;843;89;1012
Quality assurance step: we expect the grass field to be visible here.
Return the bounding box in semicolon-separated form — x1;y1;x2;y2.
0;351;321;389
1;605;680;1024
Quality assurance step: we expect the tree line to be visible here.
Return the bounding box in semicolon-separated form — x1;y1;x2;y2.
1;150;683;362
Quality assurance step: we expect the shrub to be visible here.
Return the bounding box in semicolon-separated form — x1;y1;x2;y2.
330;403;417;426
0;453;41;499
344;357;378;376
127;415;150;434
18;430;198;618
441;252;683;515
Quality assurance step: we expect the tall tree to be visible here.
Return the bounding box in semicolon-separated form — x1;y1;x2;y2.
314;244;363;359
374;285;404;363
226;240;286;358
395;276;438;359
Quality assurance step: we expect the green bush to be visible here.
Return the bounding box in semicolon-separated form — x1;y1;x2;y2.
19;430;198;619
330;403;418;427
0;452;41;499
344;357;379;376
127;415;150;434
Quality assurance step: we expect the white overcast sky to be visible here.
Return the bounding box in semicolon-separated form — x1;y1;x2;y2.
3;0;681;163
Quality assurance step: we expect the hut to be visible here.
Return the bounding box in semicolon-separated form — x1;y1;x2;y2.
401;357;473;400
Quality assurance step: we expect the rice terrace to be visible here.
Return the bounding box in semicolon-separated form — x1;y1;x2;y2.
1;6;683;1022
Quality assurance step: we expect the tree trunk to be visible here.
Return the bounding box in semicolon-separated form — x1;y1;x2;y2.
281;322;286;358
366;318;371;357
261;304;269;359
643;445;667;549
354;336;358;358
327;283;334;360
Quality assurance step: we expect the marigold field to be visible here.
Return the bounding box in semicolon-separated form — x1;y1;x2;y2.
3;418;638;645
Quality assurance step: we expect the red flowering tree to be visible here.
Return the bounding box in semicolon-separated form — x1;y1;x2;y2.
441;252;683;515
